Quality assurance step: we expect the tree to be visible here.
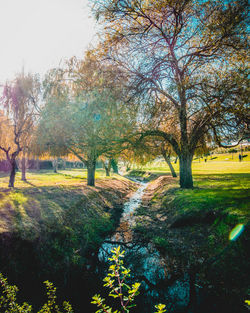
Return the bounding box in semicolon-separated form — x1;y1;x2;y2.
37;50;137;186
0;73;40;187
92;0;249;188
37;89;134;186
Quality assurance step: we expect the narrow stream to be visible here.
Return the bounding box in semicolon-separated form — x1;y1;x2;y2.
97;179;190;313
99;180;148;256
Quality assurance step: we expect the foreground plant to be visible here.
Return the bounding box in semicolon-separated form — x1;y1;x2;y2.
92;246;166;313
0;273;73;313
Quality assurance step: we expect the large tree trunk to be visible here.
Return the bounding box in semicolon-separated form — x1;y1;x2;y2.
8;160;16;188
110;158;119;174
105;167;110;176
162;151;177;178
87;159;96;186
179;153;193;188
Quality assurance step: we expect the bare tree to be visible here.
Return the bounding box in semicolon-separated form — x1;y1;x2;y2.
93;0;249;188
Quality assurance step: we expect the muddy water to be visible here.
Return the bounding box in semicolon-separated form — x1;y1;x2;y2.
97;179;190;313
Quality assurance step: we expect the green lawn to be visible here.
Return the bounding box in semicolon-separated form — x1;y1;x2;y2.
168;173;250;228
0;168;112;189
135;151;250;175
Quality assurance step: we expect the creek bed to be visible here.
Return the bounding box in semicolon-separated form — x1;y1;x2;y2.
97;179;191;313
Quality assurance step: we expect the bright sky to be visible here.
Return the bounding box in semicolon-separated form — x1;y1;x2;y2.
0;0;96;84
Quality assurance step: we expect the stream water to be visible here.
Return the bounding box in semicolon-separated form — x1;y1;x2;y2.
97;179;190;313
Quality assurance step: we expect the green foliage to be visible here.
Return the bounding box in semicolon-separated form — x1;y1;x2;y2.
37;281;73;313
92;246;166;313
0;273;32;313
228;149;237;153
92;246;140;313
153;237;170;250
0;274;72;313
1;246;167;313
154;304;166;313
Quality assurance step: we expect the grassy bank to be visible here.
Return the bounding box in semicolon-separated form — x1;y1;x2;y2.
0;169;135;234
0;168;137;275
0;169;138;311
0;160;249;311
131;159;249;312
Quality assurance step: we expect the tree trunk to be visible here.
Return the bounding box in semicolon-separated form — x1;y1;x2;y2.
52;159;58;173
105;167;110;176
179;153;193;188
8;160;16;188
21;155;26;181
110;158;119;174
87;159;96;186
21;149;27;181
162;151;177;177
36;157;40;170
102;160;110;176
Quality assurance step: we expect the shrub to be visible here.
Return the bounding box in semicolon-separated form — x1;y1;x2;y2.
0;273;73;313
91;246;166;313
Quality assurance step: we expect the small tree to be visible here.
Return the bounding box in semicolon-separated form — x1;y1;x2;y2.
0;73;40;187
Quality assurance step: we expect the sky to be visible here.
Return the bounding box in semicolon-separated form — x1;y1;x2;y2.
0;0;96;84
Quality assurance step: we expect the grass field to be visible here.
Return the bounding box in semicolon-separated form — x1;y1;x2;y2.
132;154;249;309
135;151;250;176
0;168;112;189
132;167;249;312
